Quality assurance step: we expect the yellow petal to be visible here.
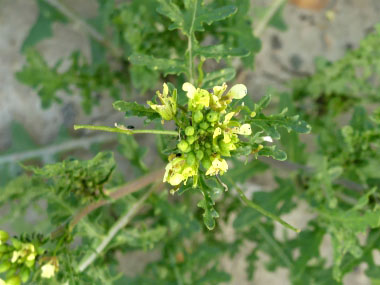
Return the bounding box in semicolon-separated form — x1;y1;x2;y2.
169;173;184;186
41;263;56;279
228;84;247;99
182;82;196;99
223;112;235;125
239;124;252;135
213;127;222;138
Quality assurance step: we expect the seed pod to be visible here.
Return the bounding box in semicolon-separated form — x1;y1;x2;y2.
205;149;212;155
0;261;11;273
202;157;212;170
199;122;209;130
194;143;200;150
206;111;219;122
186;152;196;165
205;142;211;149
193;111;204;123
198;129;205;135
196;150;204;160
186;136;196;145
185;126;195;136
177;140;189;153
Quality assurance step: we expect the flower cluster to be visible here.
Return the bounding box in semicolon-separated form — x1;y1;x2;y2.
0;230;58;285
149;82;252;188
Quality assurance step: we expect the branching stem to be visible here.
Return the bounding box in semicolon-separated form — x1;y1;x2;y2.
235;184;300;233
78;186;156;272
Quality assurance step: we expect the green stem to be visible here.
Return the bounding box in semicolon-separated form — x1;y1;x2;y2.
254;0;286;37
187;0;198;83
74;125;178;136
256;224;293;267
236;186;301;233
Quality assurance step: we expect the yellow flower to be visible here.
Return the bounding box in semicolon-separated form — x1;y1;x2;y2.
0;278;5;285
205;156;228;176
148;83;177;120
183;83;210;111
163;156;198;186
41;263;56;279
227;84;247;99
11;250;20;263
232;123;252;136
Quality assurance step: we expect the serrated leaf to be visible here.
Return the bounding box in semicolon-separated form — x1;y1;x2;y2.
157;0;237;36
202;68;236;89
21;0;67;51
113;101;160;121
197;178;220;230
259;145;287;161
129;54;187;76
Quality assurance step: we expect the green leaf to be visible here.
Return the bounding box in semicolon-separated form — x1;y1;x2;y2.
259;145;287;161
268;2;287;31
25;152;116;201
21;0;67;51
157;0;237;36
113;101;160;121
197;177;220;230
249;96;311;140
129;54;187;76
202;68;236;89
117;135;148;173
194;44;249;60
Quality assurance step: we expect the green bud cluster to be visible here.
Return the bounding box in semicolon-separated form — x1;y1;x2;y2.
0;231;58;284
162;82;252;188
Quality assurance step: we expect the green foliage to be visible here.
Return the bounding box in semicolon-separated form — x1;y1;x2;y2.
4;1;380;285
21;0;67;51
24;152;116;202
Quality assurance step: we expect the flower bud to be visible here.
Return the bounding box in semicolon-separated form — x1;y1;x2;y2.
186;153;196;166
199;122;209;130
0;231;9;243
11;239;21;250
202;158;212;170
0;245;8;253
0;261;11;273
20;267;30;283
193;111;203;123
206;111;218;122
196;150;204;160
186;136;196;145
6;276;21;285
24;259;34;268
177;140;189;153
185;126;195;136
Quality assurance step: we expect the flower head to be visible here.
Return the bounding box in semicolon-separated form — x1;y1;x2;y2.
206;156;229;176
41;259;59;279
160;82;252;188
148;83;177;121
41;263;56;279
183;83;210;111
